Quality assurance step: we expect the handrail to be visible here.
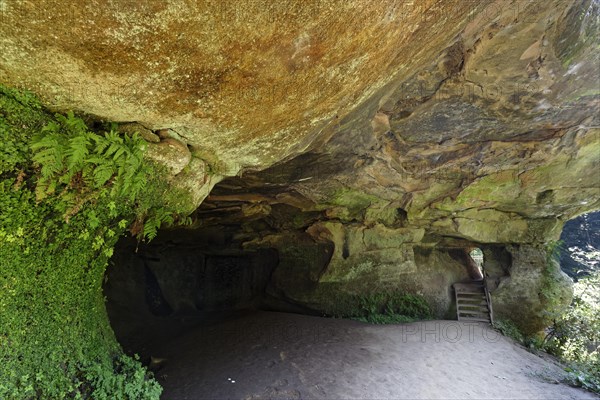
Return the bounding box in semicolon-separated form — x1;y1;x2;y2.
483;278;494;324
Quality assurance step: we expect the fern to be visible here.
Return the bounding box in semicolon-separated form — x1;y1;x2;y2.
91;134;110;154
30;110;190;241
31;133;66;179
141;208;177;241
66;134;91;170
93;163;115;187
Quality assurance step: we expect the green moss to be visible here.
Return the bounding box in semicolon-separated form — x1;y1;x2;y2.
0;85;177;398
493;319;525;343
319;188;383;221
450;170;521;209
539;241;570;319
364;204;400;226
330;188;376;209
322;289;432;324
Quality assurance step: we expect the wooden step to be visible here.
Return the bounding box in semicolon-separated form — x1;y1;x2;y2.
457;299;488;304
457;305;489;312
458;314;490;320
456;294;486;298
459;313;489;319
454;280;492;325
457;300;487;304
458;309;489;316
458;317;490;322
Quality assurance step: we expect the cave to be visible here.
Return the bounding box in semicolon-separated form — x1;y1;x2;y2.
2;0;599;398
103;186;516;359
104;226;281;354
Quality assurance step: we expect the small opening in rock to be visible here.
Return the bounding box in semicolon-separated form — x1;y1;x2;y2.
396;208;408;225
469;247;484;277
536;189;555;204
395;110;412;119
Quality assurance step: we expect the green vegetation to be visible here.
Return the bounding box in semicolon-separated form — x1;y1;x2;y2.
546;271;600;393
324;290;432;324
325;188;383;221
539;241;569;321
0;85;194;398
494;242;599;394
493;319;525;343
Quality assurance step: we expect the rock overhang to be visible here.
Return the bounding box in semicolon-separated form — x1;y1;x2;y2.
1;0;599;334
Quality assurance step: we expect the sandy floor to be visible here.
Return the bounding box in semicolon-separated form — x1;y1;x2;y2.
121;311;598;400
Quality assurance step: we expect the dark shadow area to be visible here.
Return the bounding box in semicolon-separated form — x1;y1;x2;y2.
103;227;281;359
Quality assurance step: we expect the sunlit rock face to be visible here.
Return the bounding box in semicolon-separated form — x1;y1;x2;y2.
2;0;599;334
0;0;483;173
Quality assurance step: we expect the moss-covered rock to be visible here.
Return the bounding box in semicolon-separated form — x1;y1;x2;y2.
0;86;205;398
491;245;574;335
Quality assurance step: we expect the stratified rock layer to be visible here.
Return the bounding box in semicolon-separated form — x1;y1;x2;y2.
2;0;599;333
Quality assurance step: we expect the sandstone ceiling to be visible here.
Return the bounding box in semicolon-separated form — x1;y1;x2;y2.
0;0;484;171
1;0;599;240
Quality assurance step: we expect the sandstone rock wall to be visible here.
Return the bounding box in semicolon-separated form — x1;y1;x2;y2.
3;0;599;334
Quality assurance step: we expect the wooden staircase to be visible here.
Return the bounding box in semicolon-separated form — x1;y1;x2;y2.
453;281;494;323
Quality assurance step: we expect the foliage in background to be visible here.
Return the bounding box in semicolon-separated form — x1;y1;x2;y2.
539;240;570;322
494;241;600;394
0;85;198;398
493;319;524;343
546;271;600;393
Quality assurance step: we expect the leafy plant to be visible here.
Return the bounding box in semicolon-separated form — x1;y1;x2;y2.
326;290;432;324
494;267;600;395
83;354;163;400
493;319;525;343
27;108;193;241
0;85;198;398
545;271;600;393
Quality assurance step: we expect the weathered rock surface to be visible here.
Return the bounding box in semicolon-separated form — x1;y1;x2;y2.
3;0;599;333
0;0;484;173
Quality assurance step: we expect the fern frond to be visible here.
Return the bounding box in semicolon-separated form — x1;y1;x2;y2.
63;111;88;136
66;134;91;170
40;121;60;135
92;163;115;187
90;135;109;154
112;145;127;161
142;217;160;241
103;142;121;158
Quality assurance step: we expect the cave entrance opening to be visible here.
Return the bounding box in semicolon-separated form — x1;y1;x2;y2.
102;227;280;362
469;247;484;279
454;247;493;323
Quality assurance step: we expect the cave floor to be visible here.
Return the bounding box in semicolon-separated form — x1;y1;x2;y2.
119;311;597;400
